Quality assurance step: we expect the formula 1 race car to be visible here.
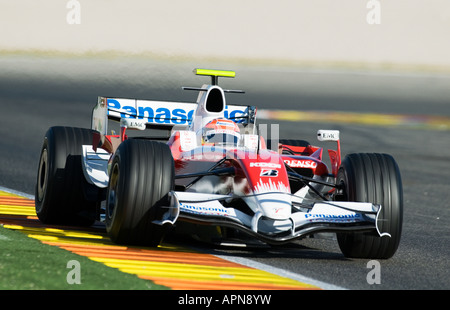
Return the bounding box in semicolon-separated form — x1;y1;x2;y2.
35;69;403;259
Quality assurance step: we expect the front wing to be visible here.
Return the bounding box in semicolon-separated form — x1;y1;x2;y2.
156;191;390;245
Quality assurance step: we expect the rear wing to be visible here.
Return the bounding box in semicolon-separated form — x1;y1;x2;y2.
91;96;256;135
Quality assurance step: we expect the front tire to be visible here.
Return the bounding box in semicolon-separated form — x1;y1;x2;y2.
105;139;175;246
335;153;403;259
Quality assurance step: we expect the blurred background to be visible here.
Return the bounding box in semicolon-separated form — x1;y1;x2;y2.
1;0;449;69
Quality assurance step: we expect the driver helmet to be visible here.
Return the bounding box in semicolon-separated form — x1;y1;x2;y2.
202;118;241;146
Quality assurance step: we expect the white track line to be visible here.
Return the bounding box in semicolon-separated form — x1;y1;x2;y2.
0;186;34;200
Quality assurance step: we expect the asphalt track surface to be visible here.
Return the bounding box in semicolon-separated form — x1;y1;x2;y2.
1;55;449;290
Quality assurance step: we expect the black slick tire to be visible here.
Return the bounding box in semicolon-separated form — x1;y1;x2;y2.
105;139;175;246
35;126;99;226
335;153;403;259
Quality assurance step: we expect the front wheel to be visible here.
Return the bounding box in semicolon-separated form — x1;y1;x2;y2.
335;153;403;259
105;139;175;246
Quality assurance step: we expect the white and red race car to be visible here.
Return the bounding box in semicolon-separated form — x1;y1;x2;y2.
35;69;403;259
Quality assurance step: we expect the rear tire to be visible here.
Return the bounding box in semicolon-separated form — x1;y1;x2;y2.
335;153;403;259
35;126;99;226
105;139;175;246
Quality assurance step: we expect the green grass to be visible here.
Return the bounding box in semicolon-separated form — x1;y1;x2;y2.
0;226;169;290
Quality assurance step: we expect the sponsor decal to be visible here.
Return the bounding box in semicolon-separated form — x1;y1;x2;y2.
321;132;338;140
249;162;282;168
179;131;196;151
107;99;247;125
317;130;340;141
212;119;239;128
108;99;195;124
260;169;278;177
180;203;230;216
284;159;317;169
305;213;361;222
120;118;146;130
207;129;239;136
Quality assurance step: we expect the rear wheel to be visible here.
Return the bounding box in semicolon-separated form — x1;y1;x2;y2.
105;139;175;246
35;126;100;226
335;153;403;259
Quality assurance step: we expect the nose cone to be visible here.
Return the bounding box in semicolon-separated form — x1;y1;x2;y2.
255;192;292;220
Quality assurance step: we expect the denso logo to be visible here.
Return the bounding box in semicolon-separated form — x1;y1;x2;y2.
249;162;282;168
107;99;247;124
284;159;317;169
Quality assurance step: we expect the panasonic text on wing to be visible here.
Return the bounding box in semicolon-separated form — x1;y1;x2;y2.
107;99;247;125
107;99;194;124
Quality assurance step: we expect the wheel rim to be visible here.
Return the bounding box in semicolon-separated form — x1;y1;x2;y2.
36;148;48;208
107;162;120;221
